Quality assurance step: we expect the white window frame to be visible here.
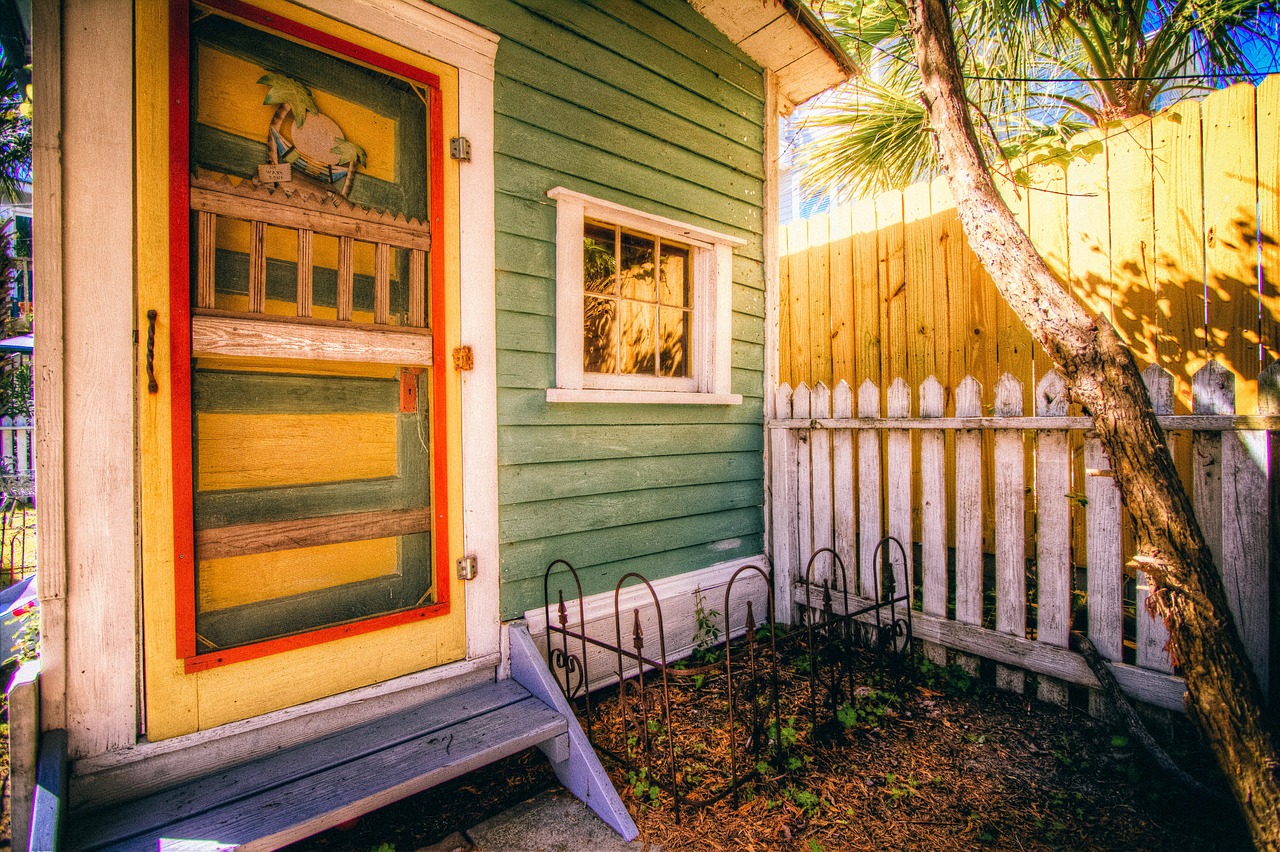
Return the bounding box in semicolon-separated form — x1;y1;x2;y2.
546;187;744;405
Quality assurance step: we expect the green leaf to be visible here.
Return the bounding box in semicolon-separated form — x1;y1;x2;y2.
258;73;319;127
331;138;367;167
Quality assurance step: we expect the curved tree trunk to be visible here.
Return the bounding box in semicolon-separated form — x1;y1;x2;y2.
903;0;1280;845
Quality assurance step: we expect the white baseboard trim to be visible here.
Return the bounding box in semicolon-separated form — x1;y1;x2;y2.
71;654;499;810
523;555;774;692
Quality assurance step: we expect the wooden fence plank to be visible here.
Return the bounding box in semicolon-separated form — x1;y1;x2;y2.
954;377;983;624
770;384;797;622
887;378;912;606
830;207;855;383
1066;128;1112;322
1151;99;1207;414
904;183;937;390
995;373;1026;694
1261;361;1280;704
920;376;947;665
807;213;833;385
876;192;907;388
832;381;856;589
793;383;814;581
1260;77;1280;368
1203;83;1261;414
1108;116;1159;372
778;223;794;385
785;219;809;386
1034;371;1071;705
954;376;983;673
1085;431;1123;671
810;382;834;588
1193;362;1229;575
1221;398;1271;695
857;380;882;599
1137;365;1175;673
851;199;880;390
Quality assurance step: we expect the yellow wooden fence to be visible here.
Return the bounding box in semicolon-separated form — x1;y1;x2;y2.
779;76;1280;566
780;76;1280;418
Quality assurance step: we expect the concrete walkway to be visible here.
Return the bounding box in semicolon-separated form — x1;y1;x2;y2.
420;788;659;852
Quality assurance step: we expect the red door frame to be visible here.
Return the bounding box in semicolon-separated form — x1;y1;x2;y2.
168;0;452;673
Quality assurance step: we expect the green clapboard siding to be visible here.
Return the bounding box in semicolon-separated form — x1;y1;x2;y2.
433;0;769;617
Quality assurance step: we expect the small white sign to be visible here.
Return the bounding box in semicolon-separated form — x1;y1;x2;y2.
257;163;292;183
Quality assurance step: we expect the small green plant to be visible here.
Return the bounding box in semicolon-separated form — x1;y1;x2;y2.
786;786;822;817
914;657;978;696
691;673;706;690
807;840;825;852
836;687;901;729
883;772;919;806
767;716;811;772
691;586;722;664
370;844;395;852
627;768;661;805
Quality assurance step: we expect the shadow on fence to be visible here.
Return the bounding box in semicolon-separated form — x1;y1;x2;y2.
541;539;914;820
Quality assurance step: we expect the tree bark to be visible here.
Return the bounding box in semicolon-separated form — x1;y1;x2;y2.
903;0;1280;845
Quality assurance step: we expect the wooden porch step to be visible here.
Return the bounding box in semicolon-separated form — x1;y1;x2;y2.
65;679;567;851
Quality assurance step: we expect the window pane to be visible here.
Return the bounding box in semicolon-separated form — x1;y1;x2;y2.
584;295;616;373
212;216;249;308
310;233;341;319
584;223;616;295
191;364;432;651
351;240;378;322
659;243;691;307
619;231;655;301
384;246;409;325
658;307;690;378
619;301;656;375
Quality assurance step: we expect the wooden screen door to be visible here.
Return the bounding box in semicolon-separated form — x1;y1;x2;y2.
173;2;459;673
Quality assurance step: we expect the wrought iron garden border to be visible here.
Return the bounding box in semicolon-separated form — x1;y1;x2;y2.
541;539;915;820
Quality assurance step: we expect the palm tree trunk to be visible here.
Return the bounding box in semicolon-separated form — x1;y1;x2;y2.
903;0;1280;845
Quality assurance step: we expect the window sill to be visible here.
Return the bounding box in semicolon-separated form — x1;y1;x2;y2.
546;388;744;406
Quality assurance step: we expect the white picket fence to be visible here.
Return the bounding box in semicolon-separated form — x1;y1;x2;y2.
767;362;1277;712
1;415;33;482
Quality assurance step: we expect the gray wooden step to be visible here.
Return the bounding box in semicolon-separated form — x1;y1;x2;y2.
65;679;567;851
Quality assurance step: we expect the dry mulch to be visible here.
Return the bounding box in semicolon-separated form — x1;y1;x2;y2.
291;642;1250;852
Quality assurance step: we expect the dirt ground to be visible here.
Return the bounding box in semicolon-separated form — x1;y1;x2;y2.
291;649;1250;852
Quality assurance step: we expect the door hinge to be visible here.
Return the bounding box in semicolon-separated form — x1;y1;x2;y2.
450;137;472;161
453;345;474;372
456;555;478;581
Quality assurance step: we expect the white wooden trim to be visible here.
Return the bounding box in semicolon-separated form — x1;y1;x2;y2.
32;0;69;735
295;0;500;76
761;70;783;617
547;187;740;400
70;656;499;810
553;196;586;393
59;0;138;756
546;187;747;247
546;388;742;405
457;63;502;662
525;555;772;690
191;315;432;365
